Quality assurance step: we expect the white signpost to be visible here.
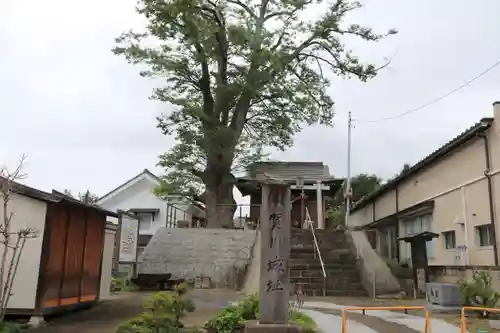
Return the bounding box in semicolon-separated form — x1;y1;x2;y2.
118;214;139;263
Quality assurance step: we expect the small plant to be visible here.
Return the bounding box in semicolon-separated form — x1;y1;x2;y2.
288;311;317;333
115;291;195;333
0;322;20;333
175;282;188;296
289;285;304;313
237;294;259;320
205;294;318;333
145;291;195;328
111;277;139;292
0;156;39;325
205;307;246;333
459;271;500;317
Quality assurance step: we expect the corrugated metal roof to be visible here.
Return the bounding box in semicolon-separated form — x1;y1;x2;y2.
0;177;119;217
246;161;334;182
350;117;494;213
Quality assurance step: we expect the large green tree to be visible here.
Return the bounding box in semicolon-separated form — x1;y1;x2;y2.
326;173;382;228
386;163;411;183
113;0;396;227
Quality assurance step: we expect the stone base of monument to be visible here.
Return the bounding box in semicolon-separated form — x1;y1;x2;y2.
245;322;302;333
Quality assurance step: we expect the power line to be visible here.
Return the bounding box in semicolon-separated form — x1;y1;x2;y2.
353;58;500;123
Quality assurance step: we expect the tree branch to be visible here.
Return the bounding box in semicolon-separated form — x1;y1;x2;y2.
226;0;257;18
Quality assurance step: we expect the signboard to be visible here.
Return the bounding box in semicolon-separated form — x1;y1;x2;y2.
118;214;139;262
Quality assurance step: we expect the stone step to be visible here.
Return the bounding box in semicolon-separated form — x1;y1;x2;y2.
290;267;361;278
291;232;350;245
288;229;367;297
290;251;357;261
290;278;364;290
291;235;350;243
292;229;347;236
297;285;368;297
289;260;359;268
290;244;353;254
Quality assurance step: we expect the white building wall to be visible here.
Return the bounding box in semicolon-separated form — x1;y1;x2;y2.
99;225;117;299
0;193;47;309
98;179;168;235
98;179;195;234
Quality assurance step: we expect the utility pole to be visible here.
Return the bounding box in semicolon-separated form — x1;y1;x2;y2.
344;111;354;247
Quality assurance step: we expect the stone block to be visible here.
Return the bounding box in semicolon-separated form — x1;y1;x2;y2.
138;228;257;286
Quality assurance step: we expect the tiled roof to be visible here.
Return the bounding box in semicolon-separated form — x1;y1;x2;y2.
245;161;335;182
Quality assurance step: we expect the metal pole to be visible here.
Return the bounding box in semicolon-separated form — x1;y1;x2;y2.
344;110;353;225
345;111;358;258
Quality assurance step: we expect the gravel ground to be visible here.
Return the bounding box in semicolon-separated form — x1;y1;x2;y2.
27;289;244;333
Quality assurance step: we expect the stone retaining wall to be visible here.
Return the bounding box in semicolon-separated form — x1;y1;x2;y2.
138;228;257;288
418;265;500;292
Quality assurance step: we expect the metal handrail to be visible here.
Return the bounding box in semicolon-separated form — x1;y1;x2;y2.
305;207;326;279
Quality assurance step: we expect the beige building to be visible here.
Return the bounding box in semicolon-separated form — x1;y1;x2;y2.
350;101;500;267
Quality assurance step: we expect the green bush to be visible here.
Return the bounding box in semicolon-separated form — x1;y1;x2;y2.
237;294;259;320
205;307;246;333
205;294;318;333
112;277;139;292
288;311;317;333
459;271;500;317
0;322;20;333
115;291;195;333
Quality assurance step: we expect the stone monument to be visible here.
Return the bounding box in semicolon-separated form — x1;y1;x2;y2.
245;174;302;333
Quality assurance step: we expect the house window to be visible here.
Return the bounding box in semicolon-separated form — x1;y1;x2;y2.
476;224;494;247
401;213;436;260
378;226;397;260
442;231;456;249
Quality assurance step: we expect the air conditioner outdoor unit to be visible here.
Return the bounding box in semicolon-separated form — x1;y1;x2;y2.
426;282;461;307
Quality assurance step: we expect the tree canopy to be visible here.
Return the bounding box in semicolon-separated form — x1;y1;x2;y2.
113;0;396;227
326;173;382;228
386;163;411;183
63;189;99;204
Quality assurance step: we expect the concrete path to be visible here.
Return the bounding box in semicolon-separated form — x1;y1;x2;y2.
302;309;378;333
303;301;460;333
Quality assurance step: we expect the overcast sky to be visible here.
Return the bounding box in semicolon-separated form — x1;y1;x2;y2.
1;0;499;204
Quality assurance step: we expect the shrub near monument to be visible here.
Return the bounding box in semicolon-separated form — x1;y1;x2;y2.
205;294;317;333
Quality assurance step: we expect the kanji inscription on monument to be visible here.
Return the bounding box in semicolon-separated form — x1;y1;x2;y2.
259;183;291;325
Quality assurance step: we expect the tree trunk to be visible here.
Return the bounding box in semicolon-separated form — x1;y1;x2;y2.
203;164;236;228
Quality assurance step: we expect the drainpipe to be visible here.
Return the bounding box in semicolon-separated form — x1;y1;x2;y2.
395;187;400;261
372;201;377;253
460;186;469;266
478;133;499;266
460;186;470;265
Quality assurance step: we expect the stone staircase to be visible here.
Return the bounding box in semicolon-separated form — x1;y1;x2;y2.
289;229;368;297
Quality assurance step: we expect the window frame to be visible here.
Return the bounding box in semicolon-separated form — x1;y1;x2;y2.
400;213;436;259
442;230;456;250
476;224;494;247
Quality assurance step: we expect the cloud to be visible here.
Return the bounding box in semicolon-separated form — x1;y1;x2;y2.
1;0;499;203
